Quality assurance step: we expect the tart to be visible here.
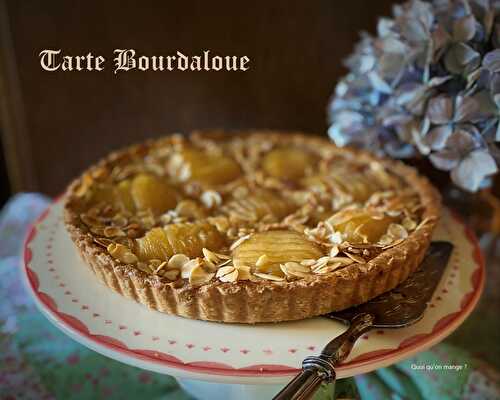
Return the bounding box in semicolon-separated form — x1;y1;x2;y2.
64;131;441;323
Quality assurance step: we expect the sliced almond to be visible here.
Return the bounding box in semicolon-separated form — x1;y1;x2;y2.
112;216;128;228
216;258;233;268
314;263;342;274
202;248;220;264
386;210;402;217
216;265;236;278
189;265;214;286
316;256;331;264
90;226;105;236
402;217;417;231
214;252;231;260
253;272;285;282
216;266;239;283
168;254;190;270
329;262;343;271
154;261;168;273
103;226;126;238
136;262;149;273
344;252;366;264
181;258;201;279
329;256;355;266
201;190;222;209
382;237;405;249
280;262;311;278
387;223;408;239
311;257;329;271
94;237;113;248
162;269;180;280
207;216;230;233
329;245;339;258
378;234;393;246
285;262;310;273
107;243;138;264
230;234;251;251
81;214;101;227
371;212;386;220
415;217;434;231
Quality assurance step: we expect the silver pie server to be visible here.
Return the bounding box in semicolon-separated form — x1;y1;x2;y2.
273;241;454;400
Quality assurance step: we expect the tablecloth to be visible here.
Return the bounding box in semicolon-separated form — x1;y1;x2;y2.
1;194;500;400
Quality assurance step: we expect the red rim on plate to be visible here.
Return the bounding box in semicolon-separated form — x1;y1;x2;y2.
22;200;485;378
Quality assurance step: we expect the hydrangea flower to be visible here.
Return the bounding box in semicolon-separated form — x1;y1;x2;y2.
328;0;500;191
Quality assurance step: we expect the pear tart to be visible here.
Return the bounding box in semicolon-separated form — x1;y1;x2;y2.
64;131;440;323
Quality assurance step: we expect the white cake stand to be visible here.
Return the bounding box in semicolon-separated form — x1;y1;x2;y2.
21;200;484;399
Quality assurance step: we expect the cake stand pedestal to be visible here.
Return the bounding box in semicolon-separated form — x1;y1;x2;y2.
178;380;288;400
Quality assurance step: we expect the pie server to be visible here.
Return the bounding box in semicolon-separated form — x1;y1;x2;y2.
273;241;454;400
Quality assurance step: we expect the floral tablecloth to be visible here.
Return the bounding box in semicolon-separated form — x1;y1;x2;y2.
1;194;500;400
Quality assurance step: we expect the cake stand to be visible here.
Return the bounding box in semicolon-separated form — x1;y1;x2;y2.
21;199;484;399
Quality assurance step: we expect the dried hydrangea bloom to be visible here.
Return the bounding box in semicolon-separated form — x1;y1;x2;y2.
328;0;500;192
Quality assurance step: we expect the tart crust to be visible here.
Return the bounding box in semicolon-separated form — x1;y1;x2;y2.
64;131;441;323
